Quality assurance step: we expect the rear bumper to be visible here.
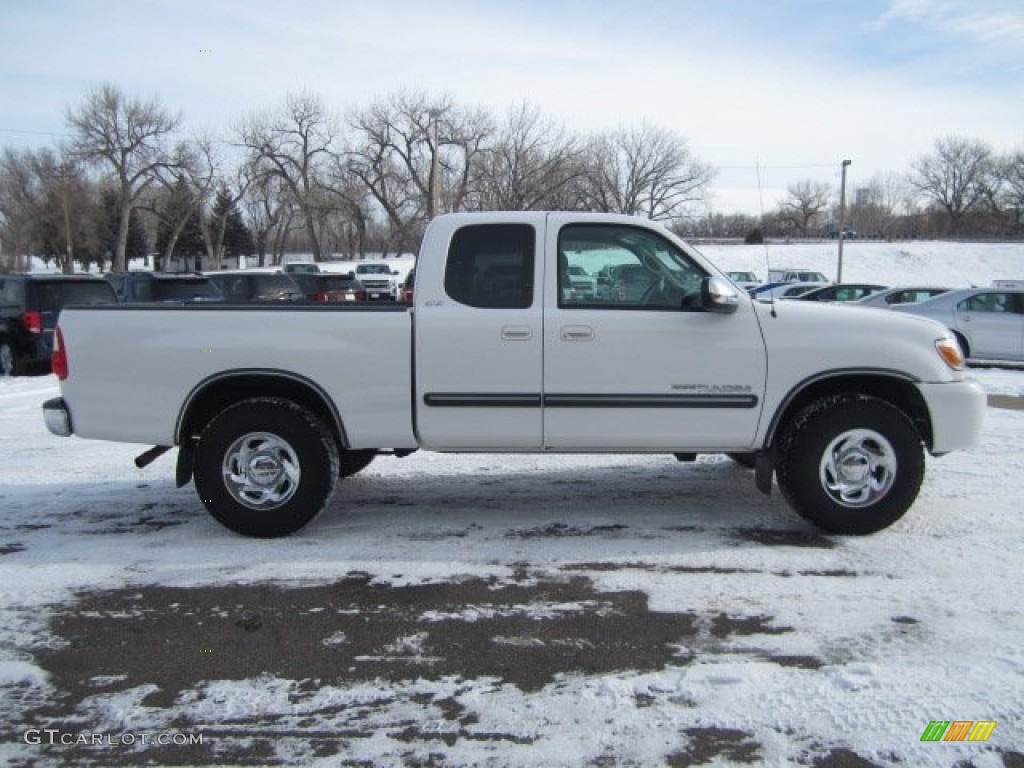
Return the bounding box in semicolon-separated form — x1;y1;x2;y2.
43;397;72;437
917;378;986;455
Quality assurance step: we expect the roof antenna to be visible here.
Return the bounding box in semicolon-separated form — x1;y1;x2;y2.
756;161;777;318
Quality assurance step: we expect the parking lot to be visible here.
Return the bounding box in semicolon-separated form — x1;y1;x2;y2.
0;366;1022;766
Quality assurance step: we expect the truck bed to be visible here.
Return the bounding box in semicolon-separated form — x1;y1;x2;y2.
57;303;416;449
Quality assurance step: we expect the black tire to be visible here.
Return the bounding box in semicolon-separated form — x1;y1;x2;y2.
775;394;924;535
339;449;376;478
193;398;339;538
727;452;757;469
0;340;20;377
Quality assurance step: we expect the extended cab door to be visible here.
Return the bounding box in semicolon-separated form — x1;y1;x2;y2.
414;217;544;449
542;216;767;450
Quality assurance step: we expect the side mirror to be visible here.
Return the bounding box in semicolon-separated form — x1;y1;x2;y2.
701;275;740;314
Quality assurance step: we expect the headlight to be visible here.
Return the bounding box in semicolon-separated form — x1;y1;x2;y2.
935;336;965;370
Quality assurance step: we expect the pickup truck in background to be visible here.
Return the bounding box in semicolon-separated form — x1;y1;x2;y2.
43;212;985;538
354;262;401;300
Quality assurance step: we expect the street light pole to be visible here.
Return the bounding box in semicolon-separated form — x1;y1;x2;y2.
836;159;851;283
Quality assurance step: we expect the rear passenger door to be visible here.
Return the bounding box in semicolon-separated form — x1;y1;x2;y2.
955;291;1022;359
414;221;544;449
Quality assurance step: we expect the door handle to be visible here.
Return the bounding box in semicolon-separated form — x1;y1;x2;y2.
501;326;533;341
561;325;594;341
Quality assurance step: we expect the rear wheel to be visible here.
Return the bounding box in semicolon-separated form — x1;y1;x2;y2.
193;398;339;537
775;394;924;534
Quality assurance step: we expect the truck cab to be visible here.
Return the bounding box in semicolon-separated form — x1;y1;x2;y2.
412;213;763;451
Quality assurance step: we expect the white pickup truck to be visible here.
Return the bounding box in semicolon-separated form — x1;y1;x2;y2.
43;212;985;538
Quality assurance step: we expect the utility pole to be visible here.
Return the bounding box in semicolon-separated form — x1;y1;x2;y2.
836;159;851;283
428;108;442;219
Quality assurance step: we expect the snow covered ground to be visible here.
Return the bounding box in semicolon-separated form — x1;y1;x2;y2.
0;240;1022;767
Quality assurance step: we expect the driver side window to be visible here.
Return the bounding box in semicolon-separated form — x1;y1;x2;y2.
557;224;705;310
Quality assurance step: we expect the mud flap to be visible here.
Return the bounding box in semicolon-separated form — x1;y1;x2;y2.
755;450;775;495
176;440;195;488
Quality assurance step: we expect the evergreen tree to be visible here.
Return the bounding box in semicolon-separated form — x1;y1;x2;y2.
155;209;206;269
213;188;255;260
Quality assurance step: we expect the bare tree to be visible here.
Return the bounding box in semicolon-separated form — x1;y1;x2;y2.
845;172;911;238
908;136;995;235
65;83;183;272
347;90;494;250
236;91;338;260
583;124;715;221
242;173;298;266
472;102;585;211
997;148;1024;233
779;179;832;236
0;147;96;273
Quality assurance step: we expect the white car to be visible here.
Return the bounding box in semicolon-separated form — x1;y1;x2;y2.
725;271;761;293
767;268;828;283
892;287;1024;361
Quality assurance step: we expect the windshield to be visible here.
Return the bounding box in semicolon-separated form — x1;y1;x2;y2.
151;279;222;300
356;264;391;274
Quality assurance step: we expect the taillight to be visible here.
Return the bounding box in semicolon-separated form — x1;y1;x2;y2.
356;289;367;301
23;311;42;333
314;292;329;302
52;326;68;380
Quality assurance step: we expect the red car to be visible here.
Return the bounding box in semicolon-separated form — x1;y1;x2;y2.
401;269;415;303
291;272;368;303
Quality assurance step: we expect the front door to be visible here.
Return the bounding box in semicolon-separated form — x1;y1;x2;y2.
414;220;544;449
542;217;767;450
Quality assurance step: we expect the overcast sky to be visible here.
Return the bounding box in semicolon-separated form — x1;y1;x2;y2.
2;0;1022;215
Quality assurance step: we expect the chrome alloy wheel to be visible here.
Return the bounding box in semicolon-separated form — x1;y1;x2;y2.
818;428;897;508
222;431;301;510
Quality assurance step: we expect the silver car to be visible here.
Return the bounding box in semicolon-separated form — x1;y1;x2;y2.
855;285;952;309
892;287;1024;361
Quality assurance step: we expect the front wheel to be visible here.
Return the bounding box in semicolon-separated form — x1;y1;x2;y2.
193;398;339;537
775;394;924;535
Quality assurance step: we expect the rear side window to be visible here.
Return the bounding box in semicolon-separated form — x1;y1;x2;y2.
958;292;1016;313
0;279;25;305
445;224;535;309
33;281;117;309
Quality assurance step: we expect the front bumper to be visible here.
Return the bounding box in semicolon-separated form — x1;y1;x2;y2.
43;397;72;437
916;378;986;455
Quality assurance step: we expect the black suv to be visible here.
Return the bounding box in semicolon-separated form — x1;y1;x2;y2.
107;272;224;303
0;274;118;376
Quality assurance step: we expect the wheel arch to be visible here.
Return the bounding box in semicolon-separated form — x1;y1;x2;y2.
174;370;349;486
764;369;933;451
951;329;971;359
